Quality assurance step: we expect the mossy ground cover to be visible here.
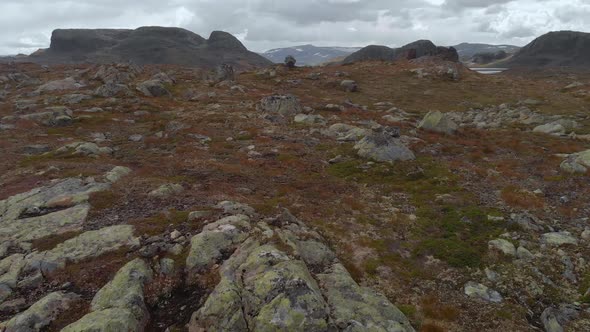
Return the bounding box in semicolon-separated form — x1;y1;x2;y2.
328;151;507;270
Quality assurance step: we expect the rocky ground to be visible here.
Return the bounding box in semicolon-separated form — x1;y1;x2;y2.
0;59;590;331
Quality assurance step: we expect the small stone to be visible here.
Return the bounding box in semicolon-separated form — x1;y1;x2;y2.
170;230;182;240
128;134;143;142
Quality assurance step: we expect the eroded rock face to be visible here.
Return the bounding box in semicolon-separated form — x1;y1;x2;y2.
187;208;415;332
62;259;153;331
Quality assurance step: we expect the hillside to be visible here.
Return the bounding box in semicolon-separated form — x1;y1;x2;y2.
18;27;272;70
502;31;590;68
1;57;590;331
261;44;360;66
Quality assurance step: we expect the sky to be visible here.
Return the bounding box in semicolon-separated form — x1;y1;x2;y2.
0;0;589;55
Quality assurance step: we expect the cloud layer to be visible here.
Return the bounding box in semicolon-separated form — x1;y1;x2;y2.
1;0;589;55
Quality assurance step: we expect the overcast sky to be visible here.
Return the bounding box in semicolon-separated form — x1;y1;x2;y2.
1;0;589;55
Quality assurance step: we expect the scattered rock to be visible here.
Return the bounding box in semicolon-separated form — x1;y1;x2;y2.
418;110;458;134
36;77;84;93
340;79;358;92
137;79;171;97
148;183;184;198
488;239;516;256
464;281;503;303
0;292;81;331
541;232;578;246
354;129;415;162
257;95;303;118
294;113;326;125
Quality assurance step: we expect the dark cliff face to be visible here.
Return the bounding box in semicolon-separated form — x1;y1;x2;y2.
37;27;271;69
504;31;590;68
343;40;459;64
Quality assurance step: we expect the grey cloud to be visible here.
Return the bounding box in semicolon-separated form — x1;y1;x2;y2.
0;0;588;55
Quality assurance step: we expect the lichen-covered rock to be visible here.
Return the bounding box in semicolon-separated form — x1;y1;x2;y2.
488;239;516;256
354;130;415;162
216;201;257;217
189;208;414;332
317;263;414;331
0;177;110;245
26;225;140;273
328;123;369;142
148;183;184;198
55;141;113;157
0;291;81;332
257;95;303;117
36;77;84;93
186;215;251;273
341;79;358;92
418;110;458;134
105;166;132;183
560;150;590;174
63;259;152;332
136;79;171;97
533;122;566;135
294;113;326;125
464;281;503;303
20;107;73;127
541;232;578;246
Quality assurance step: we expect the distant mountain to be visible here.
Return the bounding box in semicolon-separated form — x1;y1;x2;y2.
502;31;590;68
342;40;459;64
9;27;272;70
452;43;520;62
261;44;360;66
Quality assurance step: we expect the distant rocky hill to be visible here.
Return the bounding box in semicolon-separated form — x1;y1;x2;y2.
261;44;360;66
342;40;458;64
452;43;520;62
14;27;272;70
502;31;590;68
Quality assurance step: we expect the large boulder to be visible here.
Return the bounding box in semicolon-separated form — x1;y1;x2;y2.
257;95;303;118
418;111;458;134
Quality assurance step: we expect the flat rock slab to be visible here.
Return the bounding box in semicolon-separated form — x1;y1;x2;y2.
26;225;140;273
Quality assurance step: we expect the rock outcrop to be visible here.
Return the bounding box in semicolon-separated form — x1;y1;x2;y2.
25;27;272;70
343;40;459;64
186;209;415;331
